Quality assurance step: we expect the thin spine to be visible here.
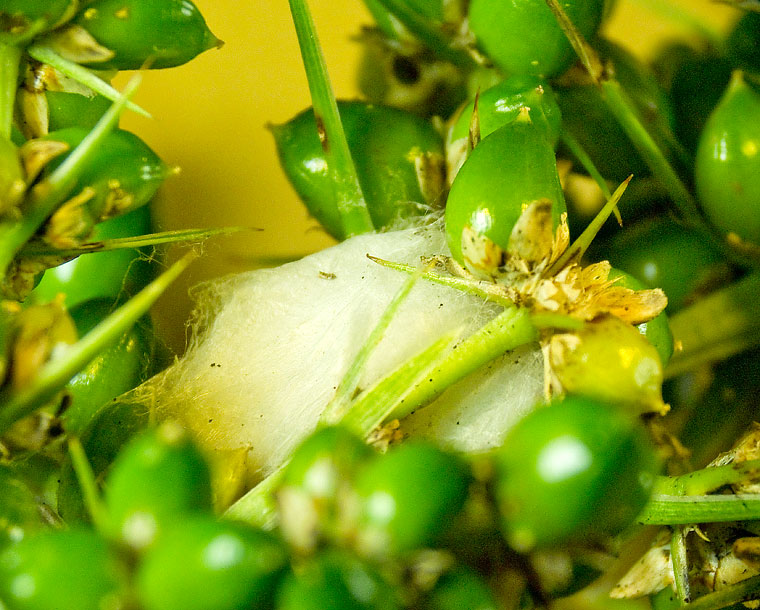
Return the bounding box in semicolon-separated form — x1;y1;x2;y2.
27;45;152;118
320;268;422;424
0;252;195;434
682;574;760;610
0;43;21;139
287;0;374;238
545;175;631;276
68;436;109;533
0;75;139;279
20;226;249;257
367;255;516;307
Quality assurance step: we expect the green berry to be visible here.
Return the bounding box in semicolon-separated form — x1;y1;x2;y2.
137;516;288;610
104;422;213;549
73;0;221;70
444;116;566;275
468;0;605;78
494;395;658;552
272;100;445;239
278;425;372;551
0;529;128;610
601;216;726;312
353;442;471;557
696;71;760;246
63;298;155;434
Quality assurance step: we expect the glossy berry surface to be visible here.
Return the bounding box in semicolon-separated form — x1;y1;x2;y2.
137;516;288;610
0;529;127;610
353;441;470;557
494;395;658;552
696;72;760;246
468;0;605;78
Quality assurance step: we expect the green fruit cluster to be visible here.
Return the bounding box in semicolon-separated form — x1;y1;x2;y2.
0;399;658;609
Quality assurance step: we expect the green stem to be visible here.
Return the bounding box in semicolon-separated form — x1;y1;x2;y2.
670;526;691;604
287;0;374;238
666;271;760;378
684;574;760;610
341;331;457;434
0;75;139;279
654;459;760;496
0;252;194;434
546;175;630;275
320;269;421;424
599;80;700;222
20;226;248;257
0;42;21;139
27;45;151;119
543;0;603;81
388;305;538;420
223;465;284;530
637;494;760;525
68;436;108;533
372;0;475;69
560;128;613;199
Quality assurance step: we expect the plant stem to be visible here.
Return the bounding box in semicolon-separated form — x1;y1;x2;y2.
542;0;603;81
341;331;457;434
666;271;760;378
68;436;109;533
20;226;248;257
320;268;421;423
0;42;21;139
685;574;760;610
223;465;284;530
27;45;151;119
670;526;691;603
598;79;701;222
654;459;760;496
388;305;538;420
637;494;760;525
287;0;374;238
0;75;138;280
560;128;613;200
0;252;195;434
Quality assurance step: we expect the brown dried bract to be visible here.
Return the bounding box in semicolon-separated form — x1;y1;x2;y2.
458;200;667;325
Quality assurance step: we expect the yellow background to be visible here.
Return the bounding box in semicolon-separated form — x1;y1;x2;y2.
119;0;738;351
